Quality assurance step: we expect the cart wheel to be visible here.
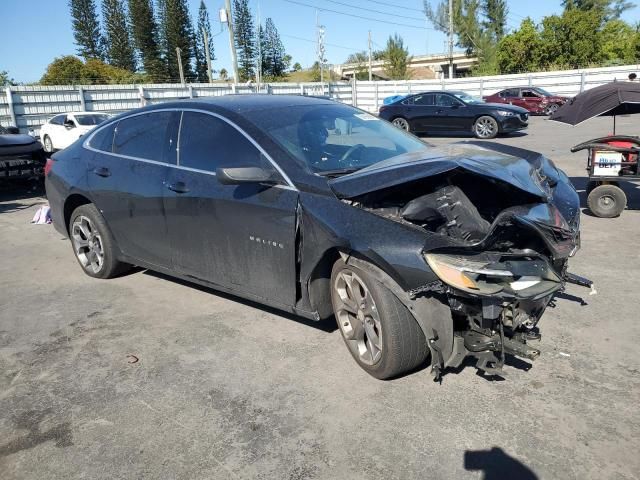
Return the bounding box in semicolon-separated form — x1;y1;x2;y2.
587;184;627;218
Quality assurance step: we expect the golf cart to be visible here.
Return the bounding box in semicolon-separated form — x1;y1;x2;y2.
571;136;639;217
551;80;640;218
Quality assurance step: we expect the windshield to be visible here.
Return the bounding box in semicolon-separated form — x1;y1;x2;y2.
452;92;484;104
255;104;429;174
74;114;110;126
533;88;553;97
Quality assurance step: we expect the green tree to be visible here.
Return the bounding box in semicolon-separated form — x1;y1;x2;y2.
260;18;286;79
562;0;635;21
162;0;195;81
195;1;215;82
483;0;508;41
496;18;543;73
383;34;411;79
600;19;639;63
69;0;104;60
102;0;136;71
0;71;16;86
292;62;302;72
129;0;165;81
219;68;228;80
539;8;604;68
233;0;256;82
40;55;145;85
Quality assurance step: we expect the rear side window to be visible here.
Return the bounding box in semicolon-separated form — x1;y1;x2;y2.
178;112;263;172
411;94;434;106
501;89;518;98
88;122;117;151
113;111;177;163
49;115;65;125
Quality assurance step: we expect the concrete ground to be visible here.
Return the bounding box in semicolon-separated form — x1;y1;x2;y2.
1;116;639;480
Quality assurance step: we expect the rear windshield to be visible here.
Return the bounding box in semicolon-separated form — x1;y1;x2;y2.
75;114;110;126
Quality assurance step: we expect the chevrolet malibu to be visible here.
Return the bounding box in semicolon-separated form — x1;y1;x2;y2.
45;95;588;380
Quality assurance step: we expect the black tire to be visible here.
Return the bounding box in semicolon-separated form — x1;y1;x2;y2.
330;259;428;380
391;117;411;132
473;115;499;139
545;103;560;116
587;184;627;218
68;204;129;278
43;135;53;153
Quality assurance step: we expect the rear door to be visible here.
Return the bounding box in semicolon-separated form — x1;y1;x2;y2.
47;115;66;149
87;110;179;268
163;110;299;306
521;89;544;112
501;88;522;108
405;94;438;131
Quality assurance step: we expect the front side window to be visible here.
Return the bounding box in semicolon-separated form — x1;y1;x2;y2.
521;90;540;98
178;112;266;173
435;94;461;107
113;111;176;163
451;92;483;104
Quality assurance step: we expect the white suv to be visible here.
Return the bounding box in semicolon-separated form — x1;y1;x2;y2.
40;112;111;152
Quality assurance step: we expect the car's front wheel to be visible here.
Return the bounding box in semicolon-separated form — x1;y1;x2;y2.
545;103;560;115
473;116;499;139
69;204;129;279
43;135;54;153
392;117;410;132
330;259;428;379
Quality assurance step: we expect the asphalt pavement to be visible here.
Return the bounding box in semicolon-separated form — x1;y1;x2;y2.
1;115;639;480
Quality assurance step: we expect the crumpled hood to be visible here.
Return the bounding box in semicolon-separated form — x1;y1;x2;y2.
329;142;581;257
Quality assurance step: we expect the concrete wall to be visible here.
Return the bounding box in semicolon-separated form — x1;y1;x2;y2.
2;63;638;135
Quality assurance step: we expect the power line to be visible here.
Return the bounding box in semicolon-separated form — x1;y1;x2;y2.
361;0;425;13
282;0;435;30
323;0;427;22
281;33;363;52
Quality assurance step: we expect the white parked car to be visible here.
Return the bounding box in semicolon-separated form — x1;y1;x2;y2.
40;112;111;152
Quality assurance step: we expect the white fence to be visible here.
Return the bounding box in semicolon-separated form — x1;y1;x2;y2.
2;63;639;135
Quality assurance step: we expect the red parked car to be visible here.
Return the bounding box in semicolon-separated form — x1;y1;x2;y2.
483;87;569;115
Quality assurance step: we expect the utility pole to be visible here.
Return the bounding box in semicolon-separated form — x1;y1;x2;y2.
203;28;213;83
316;10;326;83
368;30;372;81
176;47;185;84
223;0;239;83
448;0;454;79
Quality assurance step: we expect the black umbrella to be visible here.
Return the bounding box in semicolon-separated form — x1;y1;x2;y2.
549;81;640;133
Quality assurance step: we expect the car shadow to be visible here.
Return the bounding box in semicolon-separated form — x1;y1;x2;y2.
570;176;640;213
464;447;538;480
141;269;339;333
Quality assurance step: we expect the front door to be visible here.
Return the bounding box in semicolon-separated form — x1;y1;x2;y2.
163;110;299;307
87;110;179;268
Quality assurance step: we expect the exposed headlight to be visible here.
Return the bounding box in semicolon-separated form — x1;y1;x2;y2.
496;110;515;117
424;253;561;297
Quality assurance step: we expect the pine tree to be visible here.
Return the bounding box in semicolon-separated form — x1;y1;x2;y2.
102;0;136;71
262;18;286;78
483;0;508;41
129;0;165;81
162;0;195;81
69;0;104;60
233;0;256;82
195;0;215;82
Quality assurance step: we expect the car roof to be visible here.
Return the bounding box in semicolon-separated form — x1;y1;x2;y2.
146;94;337;114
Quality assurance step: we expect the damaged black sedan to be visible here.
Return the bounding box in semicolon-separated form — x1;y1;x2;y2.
45;95;589;380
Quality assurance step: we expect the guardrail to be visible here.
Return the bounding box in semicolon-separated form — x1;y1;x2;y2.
2;63;638;135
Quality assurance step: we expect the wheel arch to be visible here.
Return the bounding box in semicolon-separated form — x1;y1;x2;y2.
63;193;93;234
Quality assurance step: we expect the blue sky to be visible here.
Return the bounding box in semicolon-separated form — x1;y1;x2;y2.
2;0;640;82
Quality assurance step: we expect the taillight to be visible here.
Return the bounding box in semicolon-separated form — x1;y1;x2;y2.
44;158;56;176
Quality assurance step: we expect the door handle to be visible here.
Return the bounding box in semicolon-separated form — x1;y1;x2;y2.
165;181;189;194
92;167;111;178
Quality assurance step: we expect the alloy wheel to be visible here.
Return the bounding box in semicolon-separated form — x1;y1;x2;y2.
392;118;410;131
333;269;383;365
44;136;53;153
71;215;104;274
475;117;497;138
545;104;559;115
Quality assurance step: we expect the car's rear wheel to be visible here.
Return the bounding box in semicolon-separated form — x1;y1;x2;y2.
545;103;560;116
473;116;498;139
330;259;428;379
69;204;129;278
587;184;627;218
392;117;410;132
43;135;53;153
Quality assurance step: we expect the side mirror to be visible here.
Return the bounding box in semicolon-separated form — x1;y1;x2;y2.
216;166;279;186
63;120;75;129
